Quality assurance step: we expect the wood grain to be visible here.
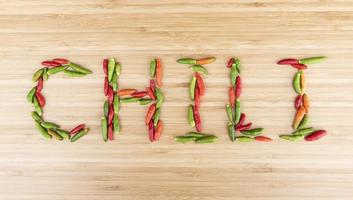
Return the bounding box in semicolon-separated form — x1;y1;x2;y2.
0;0;353;199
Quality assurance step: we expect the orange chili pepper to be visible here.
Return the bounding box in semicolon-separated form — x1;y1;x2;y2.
300;72;306;94
194;72;205;96
293;106;306;129
196;57;216;65
254;136;272;142
145;103;156;125
155;59;163;87
153;120;163;141
302;93;309;113
117;89;137;96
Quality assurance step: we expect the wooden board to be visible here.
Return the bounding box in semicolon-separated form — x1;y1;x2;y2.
0;1;353;199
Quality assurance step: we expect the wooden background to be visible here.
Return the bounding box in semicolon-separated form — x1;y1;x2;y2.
0;1;353;199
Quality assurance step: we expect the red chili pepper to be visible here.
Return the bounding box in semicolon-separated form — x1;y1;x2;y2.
235;76;242;98
41;60;61;67
131;91;148;98
305;130;327;141
155;58;163;87
146;87;156;100
195;72;205;96
117;89;137;96
35;92;46;107
194;105;202;132
277;58;299;65
194;86;201;109
294;95;303;110
229;86;235;107
52;58;70;65
108;105;114;124
36;77;43;92
69;124;85;135
145;103;156;125
235;122;252;131
255;136;272;142
227;58;234;68
148;120;154;142
104;77;109;96
236;113;246;127
103;59;108;75
153;120;163;141
150;79;156;92
291;63;308;70
108;124;114;141
108;86;114;104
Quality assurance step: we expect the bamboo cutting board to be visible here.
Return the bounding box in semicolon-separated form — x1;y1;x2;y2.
0;1;353;199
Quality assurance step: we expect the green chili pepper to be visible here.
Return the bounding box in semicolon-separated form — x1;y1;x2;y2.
292;127;315;136
27;87;36;103
234;99;241;124
153;108;161;126
67;62;92;74
103;100;109;117
297;114;309;129
113;115;120;134
42;68;49;80
41;121;60;129
111;73;118;91
299;56;327;64
190;64;209;75
120;97;140;103
31;111;43;122
241;128;263;136
113;95;120;112
175;135;197;143
187;105;195;127
189;76;197;100
293;71;302;94
230;65;238;86
70;128;89;142
184;132;208;138
35;121;52;140
63;69;86;77
228;124;236;142
195;135;218;143
47;66;67;75
225;104;234;123
55;129;70;140
101;117;108;142
234;58;241;73
32;68;44;82
177;58;196;64
280;134;304;141
150;59;156;78
115;62;121;76
107;58;116;82
155;88;164;108
33;96;42;116
236;136;254;142
138;98;153;105
48;129;63;141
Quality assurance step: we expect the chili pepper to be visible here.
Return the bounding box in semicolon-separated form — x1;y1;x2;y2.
41;121;60;129
32;68;44;82
297;114;309;129
156;58;163;87
184;132;207;138
107;86;114;104
301;72;306;94
195;135;218;143
33;96;42;116
115;62;121;76
280;134;303;141
153;120;163;141
189;76;197;101
240;128;263;136
290;63;307;70
120;97;140;103
235;76;242;98
107;58;116;82
63;69;86;77
230;65;238;86
236;122;252;131
175;136;197;143
146;87;156;100
155;88;164;108
293;106;306;129
148;120;154;142
113;114;120;134
108;124;114;141
36;78;43;92
305;130;327;141
236;136;254;142
234;58;241;73
53;58;70;65
150;79;156;92
150;58;156;78
229;86;235;107
234;99;241;124
236;113;246;127
292;127;315;136
103;100;109;117
188;105;195;127
293;71;302;94
42;60;61;67
70;128;89;142
35;92;45;107
145;103;156;125
194;72;205;96
104;77;109;96
101;117;108;142
111;74;118;91
138;98;153;105
153;108;161;127
69;124;85;135
228;124;236;142
302;93;309;113
31;111;43;122
277;58;299;65
299;56;327;64
225;104;234;123
131;91;148;98
55;129;70;140
113;94;120;113
35;121;51;140
48;129;63;140
117;89;137;96
47;66;67;75
194;87;201;108
108;105;114;124
27;87;37;103
177;58;196;64
294;95;303;110
254;136;272;142
227;58;234;68
196;57;216;65
190;64;209;75
68;62;92;74
194;106;202;132
42;68;49;81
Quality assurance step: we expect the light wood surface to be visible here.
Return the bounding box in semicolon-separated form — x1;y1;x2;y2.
0;1;353;199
